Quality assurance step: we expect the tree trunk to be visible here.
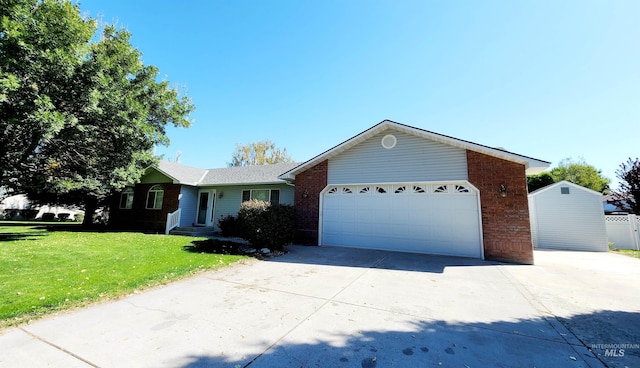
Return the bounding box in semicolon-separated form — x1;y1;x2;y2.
83;197;97;227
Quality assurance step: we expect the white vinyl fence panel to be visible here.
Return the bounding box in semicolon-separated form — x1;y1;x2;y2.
605;215;640;250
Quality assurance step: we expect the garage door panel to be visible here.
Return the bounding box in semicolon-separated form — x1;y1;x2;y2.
321;183;482;258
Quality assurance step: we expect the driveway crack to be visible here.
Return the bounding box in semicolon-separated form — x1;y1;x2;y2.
19;327;99;367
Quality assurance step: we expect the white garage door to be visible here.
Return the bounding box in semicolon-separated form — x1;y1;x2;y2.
321;182;483;258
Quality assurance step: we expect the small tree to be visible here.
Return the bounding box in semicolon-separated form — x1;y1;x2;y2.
229;140;293;167
612;157;640;214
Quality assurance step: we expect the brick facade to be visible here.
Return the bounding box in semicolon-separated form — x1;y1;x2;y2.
293;160;328;244
467;150;534;264
110;183;181;233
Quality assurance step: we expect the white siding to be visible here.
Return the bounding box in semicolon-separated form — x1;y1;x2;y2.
178;186;198;227
528;182;608;251
328;131;468;184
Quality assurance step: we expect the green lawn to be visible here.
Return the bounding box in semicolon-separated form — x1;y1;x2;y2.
0;222;246;328
613;249;640;259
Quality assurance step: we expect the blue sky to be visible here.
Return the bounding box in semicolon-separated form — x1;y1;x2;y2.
80;0;639;187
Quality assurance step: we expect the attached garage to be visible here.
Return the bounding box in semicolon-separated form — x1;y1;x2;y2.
321;181;483;258
280;119;551;263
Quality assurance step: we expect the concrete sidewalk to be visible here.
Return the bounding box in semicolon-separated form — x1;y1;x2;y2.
1;246;638;367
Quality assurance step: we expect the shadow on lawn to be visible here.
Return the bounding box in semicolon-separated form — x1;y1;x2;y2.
176;310;640;368
0;232;47;242
183;239;247;255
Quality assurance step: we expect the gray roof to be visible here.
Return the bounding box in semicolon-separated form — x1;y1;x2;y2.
156;161;207;185
200;162;299;185
153;161;299;186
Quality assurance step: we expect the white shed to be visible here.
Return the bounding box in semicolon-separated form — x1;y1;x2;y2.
528;181;608;251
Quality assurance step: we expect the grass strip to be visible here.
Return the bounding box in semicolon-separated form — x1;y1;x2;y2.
0;223;246;328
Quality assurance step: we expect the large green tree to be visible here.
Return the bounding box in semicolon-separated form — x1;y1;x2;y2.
528;158;610;193
229;140;293;167
1;0;193;225
0;0;95;184
611;157;640;214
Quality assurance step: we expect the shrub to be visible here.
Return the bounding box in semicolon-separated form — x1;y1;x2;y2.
74;213;84;223
236;200;295;250
217;214;241;237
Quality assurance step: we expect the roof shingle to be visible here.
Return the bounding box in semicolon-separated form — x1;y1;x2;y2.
154;161;298;186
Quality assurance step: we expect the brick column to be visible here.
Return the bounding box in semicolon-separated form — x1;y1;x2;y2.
467;151;534;264
294;160;328;244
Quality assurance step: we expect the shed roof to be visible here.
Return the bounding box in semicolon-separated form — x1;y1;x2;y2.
279;119;550;180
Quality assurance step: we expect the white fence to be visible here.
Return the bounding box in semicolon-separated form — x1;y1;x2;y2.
605;215;640;250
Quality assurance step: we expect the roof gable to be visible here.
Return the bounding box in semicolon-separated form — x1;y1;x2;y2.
279;120;550;180
147;161;208;185
528;180;604;197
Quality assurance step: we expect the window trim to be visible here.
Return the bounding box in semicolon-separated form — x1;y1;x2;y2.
241;189;281;205
119;187;134;209
146;184;164;210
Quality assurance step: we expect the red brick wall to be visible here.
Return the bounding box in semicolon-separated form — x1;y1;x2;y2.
467;150;533;264
294;160;328;244
110;183;181;233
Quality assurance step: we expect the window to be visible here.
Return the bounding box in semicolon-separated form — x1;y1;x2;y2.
119;187;134;209
242;189;280;205
146;185;164;209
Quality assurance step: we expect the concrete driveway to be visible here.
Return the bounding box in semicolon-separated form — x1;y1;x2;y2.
1;246;638;367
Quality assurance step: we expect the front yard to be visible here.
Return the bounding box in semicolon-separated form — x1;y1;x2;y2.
0;222;247;328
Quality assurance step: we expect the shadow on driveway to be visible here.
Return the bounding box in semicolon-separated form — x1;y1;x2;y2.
266;244;504;274
178;310;639;368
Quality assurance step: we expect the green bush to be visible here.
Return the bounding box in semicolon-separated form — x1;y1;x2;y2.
237;200;295;250
217;214;241;237
74;213;84;223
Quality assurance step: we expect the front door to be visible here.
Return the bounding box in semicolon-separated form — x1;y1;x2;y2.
196;190;216;226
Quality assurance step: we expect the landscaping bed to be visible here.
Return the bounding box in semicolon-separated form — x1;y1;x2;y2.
185;238;288;259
